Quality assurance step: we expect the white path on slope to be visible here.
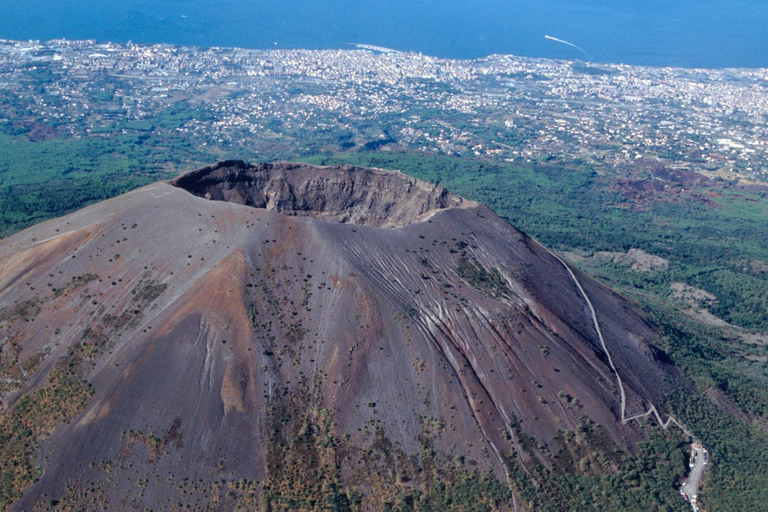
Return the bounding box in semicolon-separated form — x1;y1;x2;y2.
543;243;690;432
540;243;707;510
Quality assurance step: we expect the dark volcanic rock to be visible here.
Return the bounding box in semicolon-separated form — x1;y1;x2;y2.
170;160;467;227
0;161;681;510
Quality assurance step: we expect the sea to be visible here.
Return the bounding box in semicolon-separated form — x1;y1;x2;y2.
1;0;767;69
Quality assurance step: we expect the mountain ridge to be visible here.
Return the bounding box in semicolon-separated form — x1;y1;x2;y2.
0;161;684;510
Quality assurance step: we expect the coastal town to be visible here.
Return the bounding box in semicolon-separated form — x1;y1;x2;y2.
0;38;766;181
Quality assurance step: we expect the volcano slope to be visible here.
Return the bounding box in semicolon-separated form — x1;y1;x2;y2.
0;161;684;510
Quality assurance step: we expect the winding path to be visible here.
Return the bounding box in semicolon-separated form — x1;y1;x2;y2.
542;244;705;510
545;246;689;430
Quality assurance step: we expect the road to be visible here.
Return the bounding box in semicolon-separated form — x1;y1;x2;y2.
547;245;690;431
546;246;705;511
681;443;708;511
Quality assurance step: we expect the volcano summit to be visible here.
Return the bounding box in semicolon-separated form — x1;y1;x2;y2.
0;161;684;510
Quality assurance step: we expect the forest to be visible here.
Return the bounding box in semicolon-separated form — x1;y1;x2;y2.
2;131;768;509
304;151;768;510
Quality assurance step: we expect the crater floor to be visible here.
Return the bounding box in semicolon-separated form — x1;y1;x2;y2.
169;160;471;228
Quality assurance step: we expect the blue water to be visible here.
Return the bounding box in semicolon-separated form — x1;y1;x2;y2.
2;0;767;68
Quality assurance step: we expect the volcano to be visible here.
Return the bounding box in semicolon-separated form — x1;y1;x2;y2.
0;161;682;510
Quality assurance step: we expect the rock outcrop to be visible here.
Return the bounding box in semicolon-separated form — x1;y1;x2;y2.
0;161;681;510
170;161;469;228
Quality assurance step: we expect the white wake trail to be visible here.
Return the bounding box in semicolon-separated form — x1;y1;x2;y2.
545;34;593;60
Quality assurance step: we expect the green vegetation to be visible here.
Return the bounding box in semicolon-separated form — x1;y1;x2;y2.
0;357;93;511
456;256;511;299
507;420;689;512
263;382;511;511
0;130;162;237
665;383;768;512
0;108;224;237
304;152;768;331
260;382;692;512
2;136;768;509
304;149;768;509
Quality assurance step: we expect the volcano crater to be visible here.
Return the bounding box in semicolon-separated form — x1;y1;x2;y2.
169;160;468;228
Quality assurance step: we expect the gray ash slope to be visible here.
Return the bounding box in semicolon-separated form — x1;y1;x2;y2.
0;161;682;509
